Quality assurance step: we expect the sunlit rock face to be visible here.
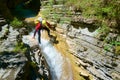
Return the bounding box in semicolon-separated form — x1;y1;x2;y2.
0;0;41;19
56;23;120;80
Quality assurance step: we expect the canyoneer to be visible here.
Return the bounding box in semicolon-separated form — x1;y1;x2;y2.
33;17;53;44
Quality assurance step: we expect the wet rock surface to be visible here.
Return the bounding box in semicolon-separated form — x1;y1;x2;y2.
0;15;50;80
0;52;26;80
16;45;51;80
58;24;120;80
0;25;19;52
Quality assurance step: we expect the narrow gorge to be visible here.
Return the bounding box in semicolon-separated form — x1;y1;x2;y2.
0;0;120;80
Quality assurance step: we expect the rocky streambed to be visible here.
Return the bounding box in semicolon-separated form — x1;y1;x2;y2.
0;15;50;80
56;23;120;80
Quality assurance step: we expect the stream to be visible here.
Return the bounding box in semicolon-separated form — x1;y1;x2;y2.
13;4;73;79
22;31;73;80
12;3;73;79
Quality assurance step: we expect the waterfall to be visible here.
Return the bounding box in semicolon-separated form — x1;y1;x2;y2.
40;39;73;80
22;31;73;80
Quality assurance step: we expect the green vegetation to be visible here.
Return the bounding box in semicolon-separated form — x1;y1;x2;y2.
40;8;52;19
111;41;120;46
41;0;120;55
112;41;120;55
103;40;120;55
42;0;120;32
9;17;31;31
10;18;24;28
14;42;27;54
66;0;120;33
115;46;120;55
104;44;112;52
65;0;120;54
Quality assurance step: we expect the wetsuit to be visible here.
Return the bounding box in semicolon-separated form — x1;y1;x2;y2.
33;21;51;43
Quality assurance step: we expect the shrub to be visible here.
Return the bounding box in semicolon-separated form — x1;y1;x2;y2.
10;18;24;28
14;42;27;54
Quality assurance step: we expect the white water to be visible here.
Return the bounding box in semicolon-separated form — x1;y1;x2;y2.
22;32;73;80
40;39;64;80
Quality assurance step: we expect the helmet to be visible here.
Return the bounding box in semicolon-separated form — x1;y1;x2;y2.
34;17;43;24
37;17;42;22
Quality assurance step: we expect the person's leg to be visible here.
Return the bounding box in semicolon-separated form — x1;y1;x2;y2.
43;27;51;37
38;29;41;43
33;30;37;38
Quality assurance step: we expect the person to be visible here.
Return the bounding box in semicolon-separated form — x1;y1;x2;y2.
33;17;52;44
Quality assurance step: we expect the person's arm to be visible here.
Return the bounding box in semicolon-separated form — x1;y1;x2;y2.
33;23;41;38
46;21;56;31
46;21;52;28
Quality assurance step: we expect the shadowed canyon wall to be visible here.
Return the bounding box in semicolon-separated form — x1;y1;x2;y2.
0;0;41;20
